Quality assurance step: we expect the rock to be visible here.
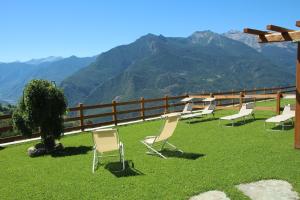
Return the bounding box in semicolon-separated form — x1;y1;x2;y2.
54;142;64;151
236;179;299;200
27;146;46;157
189;190;230;200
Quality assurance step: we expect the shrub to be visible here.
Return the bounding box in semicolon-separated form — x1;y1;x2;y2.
12;80;67;151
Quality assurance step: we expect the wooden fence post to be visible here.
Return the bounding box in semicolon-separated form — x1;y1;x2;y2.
239;92;243;108
276;91;281;115
79;103;84;131
112;100;117;126
164;96;169;114
140;97;145;120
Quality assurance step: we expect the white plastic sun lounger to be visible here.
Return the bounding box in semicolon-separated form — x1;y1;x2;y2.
181;104;215;120
141;113;183;159
219;102;255;126
265;104;295;130
92;128;125;173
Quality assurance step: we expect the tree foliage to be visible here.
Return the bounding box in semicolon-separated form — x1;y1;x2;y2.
12;80;67;150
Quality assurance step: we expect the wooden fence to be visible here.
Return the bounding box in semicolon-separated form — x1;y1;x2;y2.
0;85;295;144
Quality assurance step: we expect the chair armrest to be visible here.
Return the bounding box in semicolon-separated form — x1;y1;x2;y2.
119;142;124;148
144;136;157;139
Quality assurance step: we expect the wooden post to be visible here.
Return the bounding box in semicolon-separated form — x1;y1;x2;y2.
295;42;300;149
79;103;84;131
112;100;117;126
264;87;266;94
239;92;243;108
140;97;145;120
276;91;281;115
164;96;169;114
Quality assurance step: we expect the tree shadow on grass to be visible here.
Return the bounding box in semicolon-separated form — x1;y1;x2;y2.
51;146;93;157
105;160;144;178
159;149;205;160
0;146;4;150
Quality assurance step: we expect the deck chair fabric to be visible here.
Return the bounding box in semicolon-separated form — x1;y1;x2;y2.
92;128;125;173
219;102;255;126
141;113;183;159
265;104;295;130
181;104;215;120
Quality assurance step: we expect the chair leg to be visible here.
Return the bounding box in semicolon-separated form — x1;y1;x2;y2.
141;141;167;159
92;149;98;173
119;143;125;170
160;140;167;151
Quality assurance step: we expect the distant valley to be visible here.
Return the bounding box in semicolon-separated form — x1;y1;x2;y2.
0;56;96;104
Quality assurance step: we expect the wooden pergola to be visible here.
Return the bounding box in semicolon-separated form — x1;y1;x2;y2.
244;20;300;149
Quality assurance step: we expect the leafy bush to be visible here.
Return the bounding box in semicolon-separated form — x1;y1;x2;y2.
12;80;67;151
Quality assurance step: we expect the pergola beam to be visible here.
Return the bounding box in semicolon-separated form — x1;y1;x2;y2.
258;30;300;43
243;28;269;35
266;24;293;33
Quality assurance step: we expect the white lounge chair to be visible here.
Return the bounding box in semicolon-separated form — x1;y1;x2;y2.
92;128;125;173
219;102;255;126
265;104;295;130
181;104;216;120
141;113;183;159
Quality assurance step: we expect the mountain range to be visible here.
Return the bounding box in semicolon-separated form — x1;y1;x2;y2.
0;30;296;106
61;30;296;106
0;56;96;104
223;30;296;73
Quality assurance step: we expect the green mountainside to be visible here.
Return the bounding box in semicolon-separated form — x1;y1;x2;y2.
61;31;294;106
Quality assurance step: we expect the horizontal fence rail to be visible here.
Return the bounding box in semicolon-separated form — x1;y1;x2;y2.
0;85;296;144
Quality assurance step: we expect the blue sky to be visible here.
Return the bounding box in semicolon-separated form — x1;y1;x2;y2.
0;0;299;62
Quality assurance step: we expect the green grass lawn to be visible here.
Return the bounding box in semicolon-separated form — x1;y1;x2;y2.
1;99;300;200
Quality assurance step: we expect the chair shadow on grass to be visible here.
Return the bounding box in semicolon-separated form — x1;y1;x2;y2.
159;149;205;160
267;122;294;131
187;117;217;124
51;146;93;157
105;160;144;178
223;118;258;127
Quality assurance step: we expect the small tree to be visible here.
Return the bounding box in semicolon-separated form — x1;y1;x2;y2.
13;80;67;152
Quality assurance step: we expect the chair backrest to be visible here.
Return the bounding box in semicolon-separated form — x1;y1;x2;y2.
207;104;216;111
156;114;180;142
239;102;254;115
202;104;215;114
282;104;295;116
182;103;193;113
92;129;119;153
